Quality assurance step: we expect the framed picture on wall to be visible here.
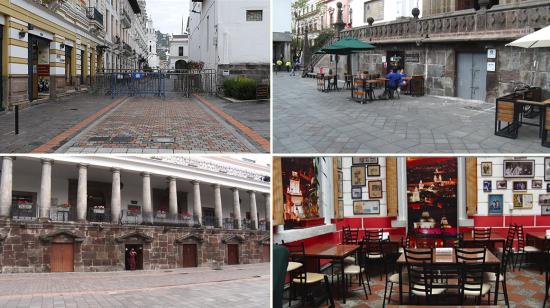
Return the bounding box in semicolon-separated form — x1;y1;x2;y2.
483;180;492;192
532;180;543;189
481;162;492;176
542;205;550;216
351;165;366;187
512;193;533;209
512;181;528;191
351;187;362;199
337;170;343;199
487;194;503;215
496;180;507;190
367;164;380;177
539;194;550;207
503;160;535;178
352;157;378;165
353;200;380;215
545;157;550;181
368;180;383;199
547;183;550;193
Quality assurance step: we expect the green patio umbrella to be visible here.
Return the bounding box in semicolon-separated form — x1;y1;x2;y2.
321;37;376;78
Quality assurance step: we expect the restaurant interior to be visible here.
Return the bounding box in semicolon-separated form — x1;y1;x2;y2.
272;156;550;308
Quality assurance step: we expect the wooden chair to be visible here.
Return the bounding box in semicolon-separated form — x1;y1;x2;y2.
404;248;445;305
495;98;519;139
456;247;490;305
316;74;325;92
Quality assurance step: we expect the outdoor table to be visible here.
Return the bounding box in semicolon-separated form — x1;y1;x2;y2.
351;77;381;103
322;75;337;92
302;243;359;304
495;98;546;139
396;248;501;305
377;77;390;99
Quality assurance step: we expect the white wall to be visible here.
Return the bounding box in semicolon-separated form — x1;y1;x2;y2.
477;157;546;216
351;0;423;27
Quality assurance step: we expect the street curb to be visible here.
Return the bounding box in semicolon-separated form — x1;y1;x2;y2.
31;96;129;153
192;94;270;152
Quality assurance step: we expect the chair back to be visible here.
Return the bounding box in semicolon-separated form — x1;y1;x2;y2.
516;224;526;251
404;248;435;298
415;233;436;249
473;227;492;248
364;229;384;257
282;241;307;285
273;244;289;308
455;247;487;302
343;226;359;244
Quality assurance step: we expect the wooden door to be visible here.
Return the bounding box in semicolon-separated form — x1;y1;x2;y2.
262;245;270;262
181;244;198;267
227;244;239;265
50;243;74;272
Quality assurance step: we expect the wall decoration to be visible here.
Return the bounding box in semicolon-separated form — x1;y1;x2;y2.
487;194;503;215
496;180;507;190
483;180;492;192
367;164;381;177
512;181;528;191
351;165;366;187
539;194;550;207
481;162;492;176
542;204;550;216
353;200;380;215
503;160;535;178
352;157;378;165
406;157;457;234
513;193;533;209
547;183;550;193
338;170;343;199
368;180;383;199
532;180;543;189
545;157;550;181
281;158;320;229
351;187;362;199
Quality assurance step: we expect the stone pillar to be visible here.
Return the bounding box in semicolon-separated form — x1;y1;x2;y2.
263;193;270;222
248;191;258;230
39;159;53;221
192;181;202;226
111;168;121;224
0;157;14;218
76;164;88;222
213;184;223;228
231;188;242;229
168;177;178;217
142;172;152;222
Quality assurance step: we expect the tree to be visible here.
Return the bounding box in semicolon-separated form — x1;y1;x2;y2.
291;0;308;10
312;29;335;53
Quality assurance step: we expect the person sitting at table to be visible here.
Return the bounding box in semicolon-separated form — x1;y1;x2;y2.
385;69;403;99
399;69;408;91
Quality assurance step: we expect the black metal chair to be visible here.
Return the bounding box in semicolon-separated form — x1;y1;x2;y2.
404;247;445;305
415;233;436;249
513;224;542;272
472;227;492;250
364;229;386;281
343;237;369;300
382;235;409;307
544;239;550;308
456;247;490;305
487;224;516;307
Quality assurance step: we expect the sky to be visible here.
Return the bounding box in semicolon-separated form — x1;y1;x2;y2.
273;0;292;32
146;0;190;35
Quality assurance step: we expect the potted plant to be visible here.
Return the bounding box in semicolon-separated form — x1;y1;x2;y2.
58;202;70;212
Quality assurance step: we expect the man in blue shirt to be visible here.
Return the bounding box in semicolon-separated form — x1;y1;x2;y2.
385;69;402;99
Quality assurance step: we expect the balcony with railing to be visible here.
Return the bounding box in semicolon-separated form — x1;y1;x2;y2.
121;8;132;29
86;7;104;30
87;207;111;223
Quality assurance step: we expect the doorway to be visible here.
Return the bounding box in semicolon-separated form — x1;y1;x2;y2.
457;52;487;101
125;244;143;270
65;45;73;86
80;49;85;85
386;51;404;73
262;244;270;262
50;243;74;272
28;35;51;101
181;244;198;267
227;244;239;265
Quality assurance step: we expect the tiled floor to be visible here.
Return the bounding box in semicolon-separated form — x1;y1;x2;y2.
285;264;548;307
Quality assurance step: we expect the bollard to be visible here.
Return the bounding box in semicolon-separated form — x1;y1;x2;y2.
14;105;19;135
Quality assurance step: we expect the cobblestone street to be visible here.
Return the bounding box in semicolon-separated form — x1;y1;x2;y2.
273;75;549;153
0;263;269;308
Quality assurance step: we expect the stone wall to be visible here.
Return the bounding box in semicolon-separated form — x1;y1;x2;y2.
218;64;271;86
0;220;269;273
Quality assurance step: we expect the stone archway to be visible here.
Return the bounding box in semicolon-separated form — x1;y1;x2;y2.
115;231;153;270
175;233;204;268
175;60;188;70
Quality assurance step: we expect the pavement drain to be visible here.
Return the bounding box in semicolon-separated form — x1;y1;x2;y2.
153;136;175;143
111;136;134;144
88;136;110;142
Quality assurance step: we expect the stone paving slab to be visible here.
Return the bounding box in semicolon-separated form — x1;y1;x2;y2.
62;96;258;153
0;95;117;153
0;263;269;308
273;75;550;153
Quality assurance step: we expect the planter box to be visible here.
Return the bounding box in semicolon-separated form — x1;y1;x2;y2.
93;208;105;214
57;207;70;212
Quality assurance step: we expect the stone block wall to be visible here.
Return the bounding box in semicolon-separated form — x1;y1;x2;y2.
0;220;269;273
218;63;271;86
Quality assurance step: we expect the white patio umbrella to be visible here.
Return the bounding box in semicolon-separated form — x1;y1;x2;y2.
505;25;550;48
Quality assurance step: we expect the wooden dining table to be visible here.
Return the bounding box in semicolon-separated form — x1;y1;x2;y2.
303;243;359;304
526;231;550;249
396;248;502;305
461;232;506;250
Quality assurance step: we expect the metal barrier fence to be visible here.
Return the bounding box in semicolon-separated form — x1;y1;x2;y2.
91;69;217;98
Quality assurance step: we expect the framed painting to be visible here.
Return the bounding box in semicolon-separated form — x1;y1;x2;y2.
367;164;380;177
512;193;533;209
368;180;383;199
496;180;507;190
483;180;492;192
481;162;492;176
542;205;550;216
351;187;362;199
532;180;543;189
512;181;528;191
337;171;343;199
351;165;366;187
353;200;380;215
539;194;550;207
352;157;378;165
545;157;550;181
503;160;535;178
487;194;503;215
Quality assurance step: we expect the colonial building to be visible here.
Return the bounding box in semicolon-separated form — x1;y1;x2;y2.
0;0;149;110
187;0;270;83
146;17;160;69
273;32;293;62
168;33;190;70
315;0;550;103
0;156;270;273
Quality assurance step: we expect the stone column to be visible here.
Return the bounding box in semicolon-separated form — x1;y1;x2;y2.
142;172;152;222
168;177;178;217
39;159;53;221
111;168;121;224
231;188;242;229
248;191;258;230
192;181;202;226
263;193;270;222
213;184;223;228
76;164;88;222
0;157;14;219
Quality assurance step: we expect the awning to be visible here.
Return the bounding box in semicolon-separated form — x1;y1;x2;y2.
127;0;141;14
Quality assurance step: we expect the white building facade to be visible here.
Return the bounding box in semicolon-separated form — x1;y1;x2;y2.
168;34;190;70
146;18;160;69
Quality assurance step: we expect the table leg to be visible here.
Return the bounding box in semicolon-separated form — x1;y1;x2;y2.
341;258;346;303
494;264;500;305
399;264;403;304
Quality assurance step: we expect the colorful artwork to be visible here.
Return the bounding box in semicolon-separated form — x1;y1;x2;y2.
353;200;380;215
488;194;503;215
368;180;383;199
351;165;366;187
406;157;458;234
483;180;492;192
513;193;533;209
281;158;319;226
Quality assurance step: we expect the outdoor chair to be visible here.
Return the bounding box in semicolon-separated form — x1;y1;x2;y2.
404;248;445;305
513;225;542;273
343;237;370;300
456;247;490;305
487;225;516;306
344;74;352;89
316;74;325;92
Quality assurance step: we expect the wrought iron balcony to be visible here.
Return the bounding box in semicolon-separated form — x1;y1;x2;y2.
121;8;132;29
87;207;111;223
87;7;104;28
120;210;200;227
50;207;77;222
202;216;217;228
10;203;38;221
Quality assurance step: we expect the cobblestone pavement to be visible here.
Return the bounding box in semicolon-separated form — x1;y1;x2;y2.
0;263;269;308
273;75;549;153
0;94;117;153
62;96;260;153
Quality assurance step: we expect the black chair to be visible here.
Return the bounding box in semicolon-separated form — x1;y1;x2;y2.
382;235;408;307
415;233;436;249
473;227;492;249
404;248;445;305
343;227;359;265
487;225;516;306
544;239;550;308
364;229;386;281
343;237;369;300
456;247;490;305
513;224;542;273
